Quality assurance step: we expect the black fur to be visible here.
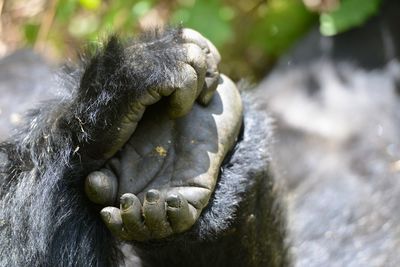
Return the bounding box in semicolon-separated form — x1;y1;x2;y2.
3;0;399;265
0;28;287;266
256;0;400;265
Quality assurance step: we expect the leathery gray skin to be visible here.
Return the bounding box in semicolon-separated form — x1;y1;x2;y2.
81;27;244;241
0;27;288;266
85;74;243;241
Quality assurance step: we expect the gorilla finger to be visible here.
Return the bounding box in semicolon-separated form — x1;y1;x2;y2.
197;73;220;105
183;43;207;96
166;193;197;233
205;38;221;64
182;28;221;63
85;169;118;205
181;31;220;106
168;63;198;118
174;187;212;210
100;207;130;240
143;189;173;238
197;38;221;105
120;193;150;241
182;28;209;52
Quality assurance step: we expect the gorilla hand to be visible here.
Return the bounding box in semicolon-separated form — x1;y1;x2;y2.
84;29;243;241
79;28;222;161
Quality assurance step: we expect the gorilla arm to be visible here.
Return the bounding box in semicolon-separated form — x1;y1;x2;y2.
0;27;225;266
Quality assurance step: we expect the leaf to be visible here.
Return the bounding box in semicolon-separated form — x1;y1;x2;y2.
23;23;40;44
79;0;101;10
171;0;233;47
320;0;382;36
132;1;152;17
252;0;316;56
55;0;78;22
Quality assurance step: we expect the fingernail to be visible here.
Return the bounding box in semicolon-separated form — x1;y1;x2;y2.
120;196;133;210
166;194;180;208
146;190;160;203
100;210;111;222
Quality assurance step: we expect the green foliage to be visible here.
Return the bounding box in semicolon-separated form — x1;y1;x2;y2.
252;0;316;56
23;23;40;45
56;0;79;23
132;1;153;17
13;0;385;79
79;0;101;10
68;14;99;38
54;0;149;41
320;0;382;36
172;0;233;47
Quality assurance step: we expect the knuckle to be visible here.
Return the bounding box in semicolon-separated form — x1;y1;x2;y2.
183;43;206;66
182;28;209;51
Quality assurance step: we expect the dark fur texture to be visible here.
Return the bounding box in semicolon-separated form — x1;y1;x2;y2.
256;0;400;265
0;28;287;266
2;0;399;265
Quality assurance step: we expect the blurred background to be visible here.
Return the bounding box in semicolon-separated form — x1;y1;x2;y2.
0;0;382;81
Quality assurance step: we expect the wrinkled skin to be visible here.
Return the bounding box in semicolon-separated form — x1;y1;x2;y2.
84;29;243;241
0;27;285;267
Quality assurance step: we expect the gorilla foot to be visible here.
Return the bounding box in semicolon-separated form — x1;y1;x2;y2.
86;75;242;241
100;190;197;240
